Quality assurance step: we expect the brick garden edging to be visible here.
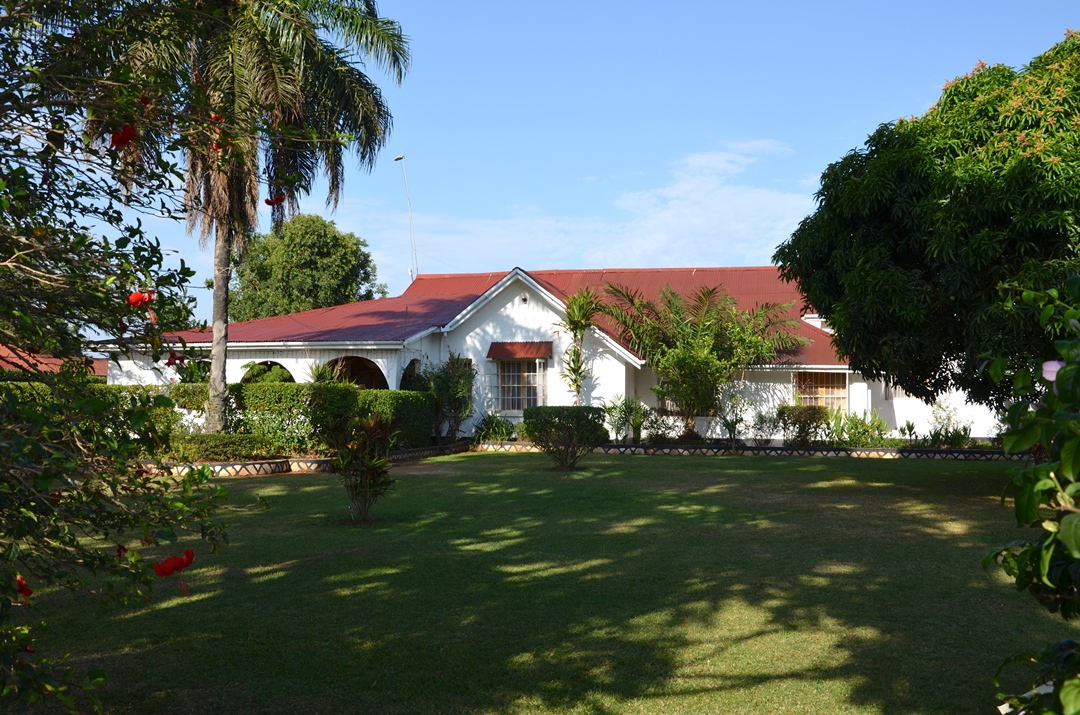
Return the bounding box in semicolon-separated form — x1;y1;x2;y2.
473;441;1025;461
167;439;474;477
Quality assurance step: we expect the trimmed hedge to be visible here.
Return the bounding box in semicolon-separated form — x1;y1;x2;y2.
165;434;270;462
2;382;180;438
356;390;434;449
168;383;434;452
523;406;608;470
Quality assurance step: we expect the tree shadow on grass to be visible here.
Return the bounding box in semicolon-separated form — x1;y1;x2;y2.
30;454;1078;714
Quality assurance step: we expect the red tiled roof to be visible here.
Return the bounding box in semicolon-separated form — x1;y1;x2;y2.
168;272;507;345
0;346;108;375
170;267;844;367
487;341;553;359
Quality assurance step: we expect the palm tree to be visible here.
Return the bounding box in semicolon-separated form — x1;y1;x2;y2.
603;283;805;438
131;0;409;430
554;288;605;405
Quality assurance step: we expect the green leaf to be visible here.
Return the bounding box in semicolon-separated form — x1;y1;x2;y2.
1003;421;1041;454
1061;514;1080;558
1061;677;1080;715
988;357;1007;383
1042;304;1056;326
1041;535;1057;586
1014;481;1042;525
1064;440;1080;481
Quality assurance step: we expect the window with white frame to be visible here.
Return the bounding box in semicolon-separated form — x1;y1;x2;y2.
495;360;546;411
794;371;847;411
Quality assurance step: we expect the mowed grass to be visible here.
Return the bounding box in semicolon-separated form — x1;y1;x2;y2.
25;453;1080;714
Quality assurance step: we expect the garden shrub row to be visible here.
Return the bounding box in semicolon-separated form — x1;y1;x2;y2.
3;382;434;456
165;434;269;462
2;382;180;437
168;383;435;452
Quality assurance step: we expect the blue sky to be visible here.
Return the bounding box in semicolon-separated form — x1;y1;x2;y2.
163;1;1080;323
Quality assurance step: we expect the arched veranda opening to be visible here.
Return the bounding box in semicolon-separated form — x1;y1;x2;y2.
326;356;388;389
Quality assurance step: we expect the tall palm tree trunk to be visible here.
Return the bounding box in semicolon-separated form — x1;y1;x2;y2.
206;220;232;432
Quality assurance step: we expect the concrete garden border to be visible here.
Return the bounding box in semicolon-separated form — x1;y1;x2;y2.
165;439;473;477
473;441;1025;460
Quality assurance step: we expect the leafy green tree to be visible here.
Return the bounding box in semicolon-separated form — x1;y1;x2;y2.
423;352;477;443
988;279;1080;713
603;284;804;439
129;0;409;431
554;288;604;405
0;0;226;708
230;214;386;322
774;33;1080;406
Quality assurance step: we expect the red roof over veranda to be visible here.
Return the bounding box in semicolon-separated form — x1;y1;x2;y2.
169;267;844;367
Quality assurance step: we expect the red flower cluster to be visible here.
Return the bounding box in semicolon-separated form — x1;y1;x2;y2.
154;549;195;596
126;289;154;308
264;194;286;206
153;549;194;577
15;575;32;605
165;351;187;367
110;123;137;148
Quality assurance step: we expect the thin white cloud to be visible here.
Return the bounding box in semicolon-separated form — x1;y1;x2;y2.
175;142;816;320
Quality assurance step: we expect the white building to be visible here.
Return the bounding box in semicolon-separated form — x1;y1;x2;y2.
109;266;1000;439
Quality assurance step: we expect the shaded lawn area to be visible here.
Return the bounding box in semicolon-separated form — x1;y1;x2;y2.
26;453;1078;714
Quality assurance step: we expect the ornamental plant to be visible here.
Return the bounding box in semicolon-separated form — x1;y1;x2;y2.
325;412;397;524
987;278;1080;714
522;406;608;470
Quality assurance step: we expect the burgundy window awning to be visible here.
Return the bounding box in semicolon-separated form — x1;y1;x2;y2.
486;341;553;360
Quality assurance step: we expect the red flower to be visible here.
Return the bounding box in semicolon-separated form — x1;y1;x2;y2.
153;549;194;577
147;308;158;325
210;113;223;122
15;576;32;605
165;351;186;367
139;95;150;108
264;194;286;206
154;549;195;596
212;142;223;151
126;290;154;308
116;544;128;560
110;123;137;148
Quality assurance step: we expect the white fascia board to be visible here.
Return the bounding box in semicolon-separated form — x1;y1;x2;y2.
402;326;440;346
441;267;535;332
441;268;645;368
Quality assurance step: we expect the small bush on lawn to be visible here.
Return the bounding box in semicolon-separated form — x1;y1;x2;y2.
166;434;270;462
326;412;396;523
776;404;829;447
523;406;608;470
473;413;515;442
826;409;896;448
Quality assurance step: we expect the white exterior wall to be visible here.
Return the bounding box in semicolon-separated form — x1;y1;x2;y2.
441;277;633;431
110;346;406;388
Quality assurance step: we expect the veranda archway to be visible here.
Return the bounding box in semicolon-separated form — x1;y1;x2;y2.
326;356;388;389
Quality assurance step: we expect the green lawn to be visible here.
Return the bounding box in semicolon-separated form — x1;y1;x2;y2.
27;453;1078;714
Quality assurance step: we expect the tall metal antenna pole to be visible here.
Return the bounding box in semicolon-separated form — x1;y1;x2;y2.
394;154;418;282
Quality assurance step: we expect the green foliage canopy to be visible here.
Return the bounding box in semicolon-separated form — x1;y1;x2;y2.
774;35;1080;406
0;0;228;706
230;215;386;322
603;284;805;437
